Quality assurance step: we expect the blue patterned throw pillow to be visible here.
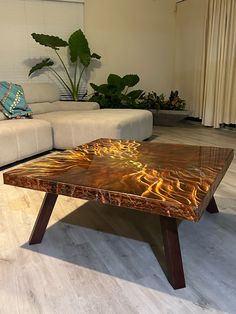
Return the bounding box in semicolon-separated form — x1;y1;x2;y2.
0;81;32;118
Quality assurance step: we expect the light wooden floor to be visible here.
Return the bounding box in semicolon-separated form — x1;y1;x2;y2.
0;122;235;314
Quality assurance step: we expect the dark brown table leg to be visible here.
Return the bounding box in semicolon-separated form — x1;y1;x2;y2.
160;216;186;289
29;192;58;245
206;196;219;214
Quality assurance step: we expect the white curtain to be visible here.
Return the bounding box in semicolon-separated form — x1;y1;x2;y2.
199;0;236;127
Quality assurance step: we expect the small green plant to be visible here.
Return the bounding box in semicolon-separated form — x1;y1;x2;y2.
89;74;144;108
29;29;101;101
136;92;164;110
160;90;186;110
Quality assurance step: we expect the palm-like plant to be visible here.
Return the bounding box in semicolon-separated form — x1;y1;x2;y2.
29;29;101;101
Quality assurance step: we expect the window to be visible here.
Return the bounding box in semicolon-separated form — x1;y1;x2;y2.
0;0;84;97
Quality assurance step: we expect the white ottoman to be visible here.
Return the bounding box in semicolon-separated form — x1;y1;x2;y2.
35;109;153;149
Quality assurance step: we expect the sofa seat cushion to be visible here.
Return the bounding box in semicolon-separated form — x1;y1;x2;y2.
0;119;53;167
34;109;153;149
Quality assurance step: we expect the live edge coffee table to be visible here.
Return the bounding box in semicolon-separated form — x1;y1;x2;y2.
3;139;234;289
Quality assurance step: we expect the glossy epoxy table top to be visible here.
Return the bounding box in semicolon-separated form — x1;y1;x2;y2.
3;139;234;222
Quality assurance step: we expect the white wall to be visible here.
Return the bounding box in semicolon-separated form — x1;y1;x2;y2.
174;0;208;113
84;0;176;95
0;0;208;105
0;0;84;89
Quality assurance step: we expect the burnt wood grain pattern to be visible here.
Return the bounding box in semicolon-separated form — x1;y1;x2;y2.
29;193;58;245
206;197;219;214
160;216;185;289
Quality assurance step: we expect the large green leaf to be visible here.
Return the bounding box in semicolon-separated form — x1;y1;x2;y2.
97;84;116;95
29;58;54;76
126;89;144;99
107;74;122;85
90;83;109;94
107;74;125;91
90;82;121;96
31;33;68;50
90;83;100;92
122;74;140;87
69;29;91;66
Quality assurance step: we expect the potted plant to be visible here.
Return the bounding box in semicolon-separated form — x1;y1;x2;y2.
29;29;101;101
89;73;144;108
136;92;163;124
156;90;190;126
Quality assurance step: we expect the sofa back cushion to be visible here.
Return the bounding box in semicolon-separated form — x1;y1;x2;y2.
21;82;60;104
29;102;58;115
54;101;100;111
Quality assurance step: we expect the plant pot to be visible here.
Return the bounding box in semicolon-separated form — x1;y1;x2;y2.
155;110;191;126
148;109;159;125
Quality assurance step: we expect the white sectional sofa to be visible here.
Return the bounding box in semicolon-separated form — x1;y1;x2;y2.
0;83;153;167
0;118;52;168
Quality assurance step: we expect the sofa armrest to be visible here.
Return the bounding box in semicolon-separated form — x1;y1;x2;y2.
55;101;100;111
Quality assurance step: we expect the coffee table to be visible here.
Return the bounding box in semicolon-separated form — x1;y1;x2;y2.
3;139;234;289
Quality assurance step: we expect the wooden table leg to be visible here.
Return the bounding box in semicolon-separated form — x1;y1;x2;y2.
160;216;186;289
29;193;58;245
206;196;219;214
